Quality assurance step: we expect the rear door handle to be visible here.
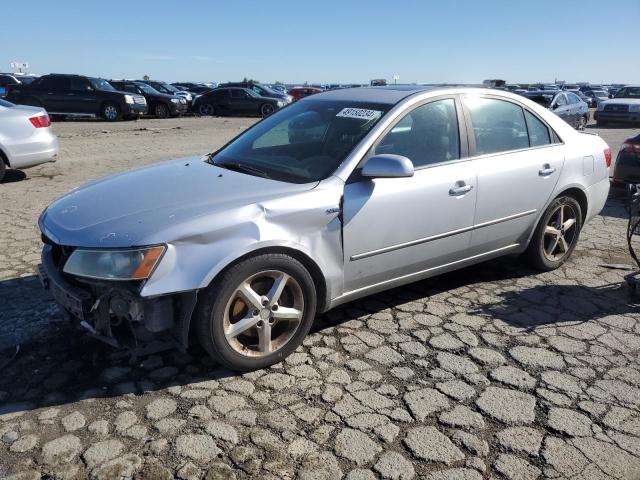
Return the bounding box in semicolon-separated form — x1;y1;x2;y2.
539;164;556;176
449;183;474;196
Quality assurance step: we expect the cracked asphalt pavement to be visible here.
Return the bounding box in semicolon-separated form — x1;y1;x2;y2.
1;117;639;479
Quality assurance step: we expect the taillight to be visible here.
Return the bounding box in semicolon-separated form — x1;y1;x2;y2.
604;148;612;168
621;141;640;154
29;114;51;128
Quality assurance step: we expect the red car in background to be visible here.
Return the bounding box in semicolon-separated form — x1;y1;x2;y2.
289;86;323;101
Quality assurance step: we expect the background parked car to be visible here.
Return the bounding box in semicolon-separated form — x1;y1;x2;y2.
194;87;283;117
0;99;58;182
172;83;214;95
612;134;640;183
584;89;609;107
218;82;293;103
109;80;187;118
138;80;194;109
595;86;640;126
521;91;589;129
288;86;323;101
6;74;147;121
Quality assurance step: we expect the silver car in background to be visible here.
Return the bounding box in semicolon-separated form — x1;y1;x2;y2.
38;86;610;370
0;99;58;182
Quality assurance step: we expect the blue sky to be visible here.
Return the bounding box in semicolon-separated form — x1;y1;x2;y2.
2;0;638;85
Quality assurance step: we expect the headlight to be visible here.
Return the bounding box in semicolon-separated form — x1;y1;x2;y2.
63;246;166;281
171;98;181;104
285;95;293;103
277;101;284;107
597;103;605;111
124;95;134;104
629;104;640;112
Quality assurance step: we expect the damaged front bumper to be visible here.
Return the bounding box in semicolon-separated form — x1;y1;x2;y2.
37;243;197;353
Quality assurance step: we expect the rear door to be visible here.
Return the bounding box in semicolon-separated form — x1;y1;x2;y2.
41;76;71;112
463;95;565;255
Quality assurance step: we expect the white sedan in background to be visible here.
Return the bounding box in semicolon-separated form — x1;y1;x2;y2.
0;99;58;182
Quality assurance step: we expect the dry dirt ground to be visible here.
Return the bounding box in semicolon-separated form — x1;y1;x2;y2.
0;115;639;480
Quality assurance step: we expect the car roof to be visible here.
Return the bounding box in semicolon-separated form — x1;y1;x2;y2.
309;85;444;105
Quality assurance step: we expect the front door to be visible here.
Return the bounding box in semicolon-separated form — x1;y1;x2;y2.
462;95;565;254
342;97;477;293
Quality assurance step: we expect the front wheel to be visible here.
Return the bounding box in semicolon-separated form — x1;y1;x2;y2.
194;254;317;371
260;103;275;117
155;103;170;119
525;196;582;271
101;103;121;121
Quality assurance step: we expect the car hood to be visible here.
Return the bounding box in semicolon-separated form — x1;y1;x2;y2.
40;157;317;248
604;98;640;105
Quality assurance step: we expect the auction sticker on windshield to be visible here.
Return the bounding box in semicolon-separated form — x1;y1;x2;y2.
336;108;383;120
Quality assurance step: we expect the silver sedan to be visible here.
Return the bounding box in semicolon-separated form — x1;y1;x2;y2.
0;99;58;182
38;86;610;370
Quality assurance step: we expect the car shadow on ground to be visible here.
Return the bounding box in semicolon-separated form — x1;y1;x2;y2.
0;169;27;184
2;250;638;419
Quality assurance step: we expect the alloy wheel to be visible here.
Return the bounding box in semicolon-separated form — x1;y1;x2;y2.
261;104;274;116
223;270;304;357
543;203;578;262
104;105;118;120
199;103;215;116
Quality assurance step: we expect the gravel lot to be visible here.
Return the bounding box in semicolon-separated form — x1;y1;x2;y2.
0;115;639;480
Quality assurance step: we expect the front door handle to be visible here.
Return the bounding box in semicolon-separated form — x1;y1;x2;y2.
539;164;556;176
449;182;474;196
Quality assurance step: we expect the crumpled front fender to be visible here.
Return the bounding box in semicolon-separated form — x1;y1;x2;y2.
140;179;345;305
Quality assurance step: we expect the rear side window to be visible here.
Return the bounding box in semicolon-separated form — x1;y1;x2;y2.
525;111;551;147
464;97;529;155
39;76;70;90
374;99;460;168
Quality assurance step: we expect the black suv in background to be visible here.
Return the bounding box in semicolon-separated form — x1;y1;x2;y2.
109;80;187;118
138;80;194;110
6;74;147;121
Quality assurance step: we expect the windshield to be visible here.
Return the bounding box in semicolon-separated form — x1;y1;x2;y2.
211;100;390;183
150;81;178;94
136;83;161;94
591;90;607;96
90;78;116;91
524;94;553;107
0;99;14;108
615;87;640;99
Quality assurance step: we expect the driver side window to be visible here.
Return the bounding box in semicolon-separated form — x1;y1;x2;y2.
374;99;460;168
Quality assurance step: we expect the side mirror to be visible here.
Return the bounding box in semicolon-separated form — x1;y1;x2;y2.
609;94;613;99
361;154;414;179
552;103;559;110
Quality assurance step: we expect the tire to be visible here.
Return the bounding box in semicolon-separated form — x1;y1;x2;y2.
155;103;170;119
198;103;216;116
194;253;317;371
101;102;121;122
525;196;582;271
577;115;587;130
260;103;275;117
0;158;6;183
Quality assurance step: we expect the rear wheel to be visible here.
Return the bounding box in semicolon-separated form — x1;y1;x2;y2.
101;103;121;121
194;253;317;371
198;103;216;116
526;196;582;271
577;115;587;130
155;103;170;119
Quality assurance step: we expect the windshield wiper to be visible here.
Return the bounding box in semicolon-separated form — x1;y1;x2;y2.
210;157;271;179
